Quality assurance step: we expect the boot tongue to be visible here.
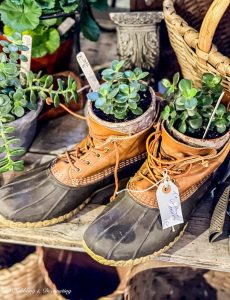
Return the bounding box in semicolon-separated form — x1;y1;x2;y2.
161;125;215;160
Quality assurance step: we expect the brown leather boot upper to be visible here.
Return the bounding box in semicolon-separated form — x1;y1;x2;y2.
128;124;230;208
51;106;155;187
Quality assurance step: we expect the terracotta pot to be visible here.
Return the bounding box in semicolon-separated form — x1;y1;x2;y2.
39;71;85;121
165;122;230;150
31;38;73;74
88;86;157;134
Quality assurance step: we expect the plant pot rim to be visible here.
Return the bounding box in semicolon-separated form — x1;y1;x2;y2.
9;99;43;126
164;121;230;150
88;86;156;127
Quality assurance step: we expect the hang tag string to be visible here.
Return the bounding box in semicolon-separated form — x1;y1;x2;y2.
116;169;170;195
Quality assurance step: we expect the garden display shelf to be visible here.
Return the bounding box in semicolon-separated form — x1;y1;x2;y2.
0;112;229;273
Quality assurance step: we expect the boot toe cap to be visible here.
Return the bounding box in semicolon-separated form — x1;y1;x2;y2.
83;191;184;264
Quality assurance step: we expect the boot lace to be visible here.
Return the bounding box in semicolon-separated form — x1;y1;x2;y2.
137;126;217;186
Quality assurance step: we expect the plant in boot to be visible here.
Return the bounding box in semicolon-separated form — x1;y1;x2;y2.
0;32;78;173
0;58;156;227
87;60;150;121
161;73;230;139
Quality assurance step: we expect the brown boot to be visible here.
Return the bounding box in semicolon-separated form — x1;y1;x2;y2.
83;123;229;266
0;95;156;228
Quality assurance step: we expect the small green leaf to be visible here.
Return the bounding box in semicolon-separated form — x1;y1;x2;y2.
95;98;106;108
184;98;197;110
87;92;98;101
178;121;186;133
57;79;64;91
128;99;137;109
13;160;24;171
10;148;25;156
179;79;192;93
124;71;135;79
161;79;171;88
131;107;143;115
173;72;180;85
215;104;226;116
137;72;149;80
119;84;129;95
54;94;60;107
188;116;202;129
13;106;24;117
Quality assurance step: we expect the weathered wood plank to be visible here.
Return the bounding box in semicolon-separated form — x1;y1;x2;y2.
30;112;88;154
0;199;229;272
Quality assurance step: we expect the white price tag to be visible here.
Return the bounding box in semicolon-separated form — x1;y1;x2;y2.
20;35;32;83
156;180;184;229
58;17;75;36
76;52;100;92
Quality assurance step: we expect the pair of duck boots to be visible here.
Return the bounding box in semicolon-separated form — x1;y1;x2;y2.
0;91;229;266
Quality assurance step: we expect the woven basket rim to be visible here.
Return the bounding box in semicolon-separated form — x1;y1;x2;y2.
163;0;230;70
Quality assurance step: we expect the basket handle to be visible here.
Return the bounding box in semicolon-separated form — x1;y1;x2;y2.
197;0;229;55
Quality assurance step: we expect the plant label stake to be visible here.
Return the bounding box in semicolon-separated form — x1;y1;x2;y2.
202;91;225;139
20;35;32;84
76;52;100;92
58;17;75;36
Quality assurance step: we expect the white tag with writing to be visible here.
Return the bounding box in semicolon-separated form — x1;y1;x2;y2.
76;52;100;92
20;35;32;84
58;17;75;36
156;180;184;229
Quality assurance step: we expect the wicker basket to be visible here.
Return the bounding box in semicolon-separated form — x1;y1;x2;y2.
0;247;65;300
163;0;230;90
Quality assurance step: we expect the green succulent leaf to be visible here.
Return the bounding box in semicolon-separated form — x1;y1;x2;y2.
131;107;143;115
119;84;129;95
173;72;180;85
184;98;197;110
178;121;186;133
87;92;99;101
188;115;202;129
95;97;106;108
215;104;226;116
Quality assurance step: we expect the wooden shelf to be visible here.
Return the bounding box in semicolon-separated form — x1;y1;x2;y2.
0;112;229;273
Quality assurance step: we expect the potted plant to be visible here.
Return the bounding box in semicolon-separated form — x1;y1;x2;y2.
161;72;230;149
87;59;156;129
0;0;109;73
0;32;78;173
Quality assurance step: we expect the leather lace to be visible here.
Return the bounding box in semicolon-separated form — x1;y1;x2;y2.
136;125;217;185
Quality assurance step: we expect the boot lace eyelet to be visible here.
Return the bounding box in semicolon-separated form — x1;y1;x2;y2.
96;153;102;158
104;147;110;152
76;167;81;172
85;160;91;165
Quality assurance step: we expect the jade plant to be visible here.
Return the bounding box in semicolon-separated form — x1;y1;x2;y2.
87;60;149;120
161;73;230;137
0;32;77;173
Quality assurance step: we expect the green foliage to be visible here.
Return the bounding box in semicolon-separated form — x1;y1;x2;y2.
161;73;230;136
4;24;60;58
87;60;149;120
0;0;108;51
0;33;78;173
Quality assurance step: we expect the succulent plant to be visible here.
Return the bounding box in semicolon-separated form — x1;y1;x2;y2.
0;32;78;173
87;60;149;120
161;72;230;137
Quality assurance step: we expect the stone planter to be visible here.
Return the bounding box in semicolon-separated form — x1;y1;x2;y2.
110;11;163;80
